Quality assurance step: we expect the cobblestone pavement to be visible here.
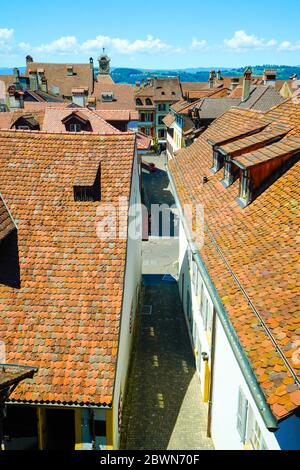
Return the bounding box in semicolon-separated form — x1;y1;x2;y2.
121;276;214;450
141;154;179;276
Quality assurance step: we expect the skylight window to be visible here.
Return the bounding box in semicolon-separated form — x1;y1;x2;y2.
101;92;114;102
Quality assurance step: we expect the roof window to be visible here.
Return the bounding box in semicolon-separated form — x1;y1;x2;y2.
101;92;114;102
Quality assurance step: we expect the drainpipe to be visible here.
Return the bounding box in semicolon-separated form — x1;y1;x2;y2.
89;409;96;450
207;307;217;438
166;165;278;432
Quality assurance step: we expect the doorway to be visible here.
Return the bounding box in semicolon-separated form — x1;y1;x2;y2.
45;409;75;450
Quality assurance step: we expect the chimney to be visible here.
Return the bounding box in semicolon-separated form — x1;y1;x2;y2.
26;55;33;65
135;81;140;88
41;76;48;93
216;70;222;81
13;68;20;89
242;67;252;102
263;69;277;87
29;71;38;91
230;77;240;91
141;79;145;88
209;70;216;89
90;57;94;69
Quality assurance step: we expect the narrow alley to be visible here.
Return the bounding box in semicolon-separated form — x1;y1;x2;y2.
121;155;213;451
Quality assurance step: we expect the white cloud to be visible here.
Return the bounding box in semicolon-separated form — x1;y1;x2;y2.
278;40;300;51
190;38;207;50
81;34;173;54
19;34;177;57
224;30;277;51
0;28;14;51
34;36;78;54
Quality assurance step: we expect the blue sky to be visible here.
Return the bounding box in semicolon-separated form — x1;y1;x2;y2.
1;0;300;69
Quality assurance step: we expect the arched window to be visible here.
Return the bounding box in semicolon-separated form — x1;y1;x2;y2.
145;98;152;106
136;98;142;106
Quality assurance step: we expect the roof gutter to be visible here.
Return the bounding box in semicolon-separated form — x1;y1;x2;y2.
166;164;279;432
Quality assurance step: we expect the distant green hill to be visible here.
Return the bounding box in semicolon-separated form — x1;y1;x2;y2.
109;65;300;84
1;65;299;84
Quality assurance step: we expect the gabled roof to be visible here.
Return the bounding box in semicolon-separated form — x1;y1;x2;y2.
153;77;182;102
239;85;286;112
96;74;115;85
1;108;121;135
163;113;176;127
194;97;241;120
25;62;94;98
92;83;136;111
234;134;300;169
94;109;139;121
0;130;136;406
168;100;300;421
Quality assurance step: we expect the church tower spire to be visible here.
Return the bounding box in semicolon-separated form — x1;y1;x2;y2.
98;49;111;75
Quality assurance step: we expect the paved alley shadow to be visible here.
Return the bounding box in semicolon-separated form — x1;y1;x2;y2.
122;277;204;450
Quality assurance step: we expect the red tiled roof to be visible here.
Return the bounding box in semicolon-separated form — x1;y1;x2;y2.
23;102;73;111
136;131;151;151
0;131;136;406
2;108;121;135
25;62;94;97
0;112;13;129
92;83;136;111
0;193;16;241
163;114;176;127
94;109;139;121
169;100;300;421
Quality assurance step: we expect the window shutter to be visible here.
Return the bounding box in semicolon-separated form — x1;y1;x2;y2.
237;387;248;442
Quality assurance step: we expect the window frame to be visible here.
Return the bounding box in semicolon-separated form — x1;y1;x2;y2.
69;123;81;133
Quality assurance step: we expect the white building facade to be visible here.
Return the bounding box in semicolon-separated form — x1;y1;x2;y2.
169;172;300;451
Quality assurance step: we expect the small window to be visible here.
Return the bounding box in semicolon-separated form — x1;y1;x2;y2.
237;388;248;442
222;158;239;188
246;408;268;450
237;170;252;207
136;98;142;106
158;116;164;125
69;123;81;132
101;92;114;102
158;129;166;139
67;67;74;76
145;98;152;106
212;149;224;173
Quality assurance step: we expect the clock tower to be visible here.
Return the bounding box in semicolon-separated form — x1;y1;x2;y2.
98;49;111;75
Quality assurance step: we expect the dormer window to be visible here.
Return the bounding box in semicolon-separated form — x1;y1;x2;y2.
73;165;101;202
234;135;300;207
211;148;224;173
237;170;251;207
101;92;114;102
67;66;74;76
11;114;40;131
70;123;81;132
62;111;91;132
221;156;240;188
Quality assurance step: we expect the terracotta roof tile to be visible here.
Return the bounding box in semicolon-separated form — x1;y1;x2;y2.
25;62;94;98
169;99;300;421
92;83;136;111
0;193;16;241
0;131;136;406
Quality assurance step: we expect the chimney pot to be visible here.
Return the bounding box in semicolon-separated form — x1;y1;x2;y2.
242;67;252;102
